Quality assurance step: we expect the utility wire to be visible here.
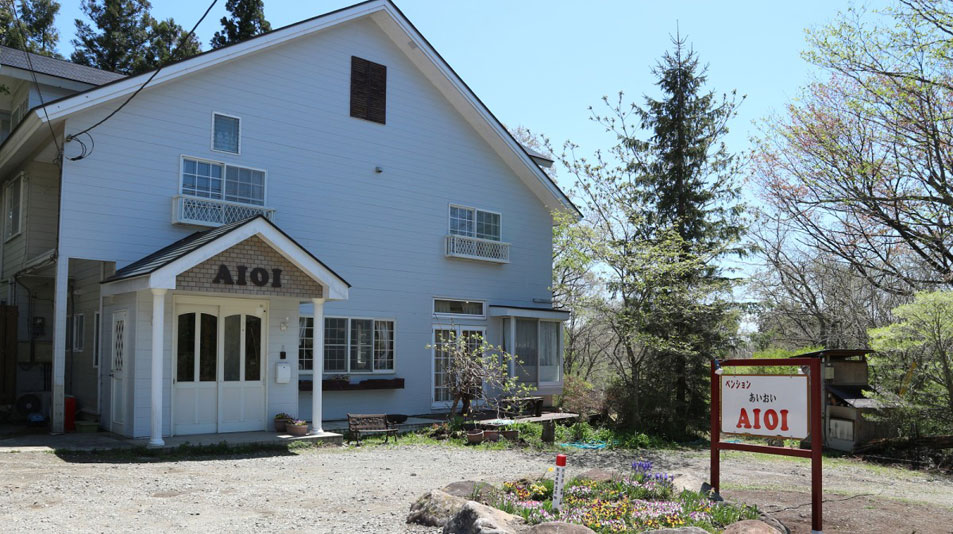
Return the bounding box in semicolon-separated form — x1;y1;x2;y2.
64;0;218;159
7;0;63;158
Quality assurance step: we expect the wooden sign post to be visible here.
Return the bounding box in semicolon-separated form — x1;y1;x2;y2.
711;357;823;534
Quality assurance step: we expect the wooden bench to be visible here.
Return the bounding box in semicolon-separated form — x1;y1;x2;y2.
346;413;398;444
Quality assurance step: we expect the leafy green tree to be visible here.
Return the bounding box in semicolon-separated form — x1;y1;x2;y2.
869;291;953;434
0;0;61;57
71;0;200;75
210;0;271;49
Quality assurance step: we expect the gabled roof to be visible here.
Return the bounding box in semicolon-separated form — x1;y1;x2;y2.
0;45;125;86
102;216;350;300
15;0;579;218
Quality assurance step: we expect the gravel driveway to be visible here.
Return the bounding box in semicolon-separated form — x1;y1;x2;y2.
1;444;951;533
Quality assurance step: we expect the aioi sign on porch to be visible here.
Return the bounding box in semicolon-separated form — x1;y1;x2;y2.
721;374;809;439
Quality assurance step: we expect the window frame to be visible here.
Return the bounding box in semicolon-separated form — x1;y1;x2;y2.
447;204;502;242
179;155;268;207
72;314;86;353
4;173;24;242
298;316;397;375
93;312;101;368
210;112;242;155
503;317;564;386
433;297;486;320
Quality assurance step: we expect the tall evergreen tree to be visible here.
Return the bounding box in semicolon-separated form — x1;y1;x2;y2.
0;0;61;57
567;34;747;437
71;0;201;75
210;0;271;49
627;35;747;436
71;0;152;73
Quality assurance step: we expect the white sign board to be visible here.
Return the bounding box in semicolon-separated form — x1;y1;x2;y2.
721;374;809;439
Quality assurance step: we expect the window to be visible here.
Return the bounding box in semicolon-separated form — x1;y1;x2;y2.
181;157;265;206
72;314;85;353
298;317;395;373
433;298;485;318
10;97;28;128
212;113;240;154
449;205;501;241
503;318;562;385
93;312;101;367
432;326;485;405
5;175;22;240
0;111;10;144
350;56;387;124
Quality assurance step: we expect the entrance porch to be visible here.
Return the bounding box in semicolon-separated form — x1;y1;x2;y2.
87;216;349;446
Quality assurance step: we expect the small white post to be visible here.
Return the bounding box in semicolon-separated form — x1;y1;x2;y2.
552;453;567;511
148;288;167;447
310;297;325;434
51;258;69;434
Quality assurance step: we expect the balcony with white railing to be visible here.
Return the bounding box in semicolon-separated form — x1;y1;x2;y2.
445;234;511;263
172;195;276;227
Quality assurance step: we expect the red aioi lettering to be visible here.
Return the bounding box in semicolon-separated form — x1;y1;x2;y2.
736;409;790;432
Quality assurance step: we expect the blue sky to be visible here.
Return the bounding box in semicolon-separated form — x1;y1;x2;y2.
52;0;854;191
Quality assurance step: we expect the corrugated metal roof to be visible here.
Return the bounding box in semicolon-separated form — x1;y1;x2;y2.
827;384;882;409
0;46;125;86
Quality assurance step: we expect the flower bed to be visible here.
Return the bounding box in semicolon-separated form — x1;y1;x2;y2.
494;460;758;533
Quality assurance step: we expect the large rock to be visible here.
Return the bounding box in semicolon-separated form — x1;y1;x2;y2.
526;522;596;533
672;474;705;494
407;489;468;527
575;468;617;483
443;500;524;534
723;520;782;534
644;528;709;534
442;480;500;504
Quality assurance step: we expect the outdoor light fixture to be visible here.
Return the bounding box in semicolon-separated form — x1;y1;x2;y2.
375;166;383;173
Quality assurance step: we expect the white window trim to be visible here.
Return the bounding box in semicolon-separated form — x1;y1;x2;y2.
298;315;397;376
448;203;503;242
4;173;24;243
179;154;268;206
210;111;242;155
433;297;487;320
431;324;487;409
72;314;86;353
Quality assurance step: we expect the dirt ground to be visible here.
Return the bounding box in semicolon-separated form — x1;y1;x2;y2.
0;444;950;533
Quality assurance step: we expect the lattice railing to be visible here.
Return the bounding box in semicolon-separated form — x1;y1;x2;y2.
172;195;276;227
445;234;510;263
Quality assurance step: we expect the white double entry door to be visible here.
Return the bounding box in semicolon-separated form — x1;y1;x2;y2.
173;299;267;435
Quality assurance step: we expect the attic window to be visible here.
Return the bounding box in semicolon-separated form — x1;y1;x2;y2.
350;56;386;124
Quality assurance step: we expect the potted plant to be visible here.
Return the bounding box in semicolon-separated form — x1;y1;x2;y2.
484;428;500;442
466;429;484;444
286;419;309;436
274;412;294;432
501;427;519;440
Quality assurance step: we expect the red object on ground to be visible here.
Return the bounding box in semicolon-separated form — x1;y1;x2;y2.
64;396;76;432
556;454;566;467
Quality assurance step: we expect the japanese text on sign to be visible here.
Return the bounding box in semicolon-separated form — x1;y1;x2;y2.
720;374;808;439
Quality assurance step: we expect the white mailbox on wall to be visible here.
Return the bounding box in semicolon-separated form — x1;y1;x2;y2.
275;362;291;384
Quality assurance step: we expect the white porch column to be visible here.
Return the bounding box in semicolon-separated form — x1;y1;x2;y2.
51;258;69;434
149;288;167;447
310;297;325;434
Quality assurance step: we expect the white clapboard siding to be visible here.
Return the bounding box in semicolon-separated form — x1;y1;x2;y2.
57;17;556;421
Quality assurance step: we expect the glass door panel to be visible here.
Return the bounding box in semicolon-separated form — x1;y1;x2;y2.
177;313;196;382
539;322;560;383
199;313;217;381
223;314;242;381
515;319;539;386
245;316;262;381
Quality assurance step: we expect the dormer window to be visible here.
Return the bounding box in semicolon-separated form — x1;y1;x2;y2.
212;113;241;154
350;56;386;124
